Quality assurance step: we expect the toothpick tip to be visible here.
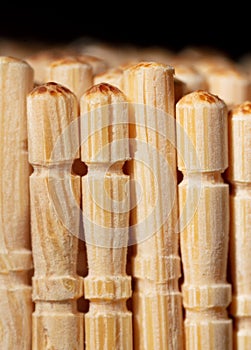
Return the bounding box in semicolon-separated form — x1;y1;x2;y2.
230;100;251;116
30;81;73;97
125;61;174;73
177;89;226;107
85;82;126;99
49;56;92;69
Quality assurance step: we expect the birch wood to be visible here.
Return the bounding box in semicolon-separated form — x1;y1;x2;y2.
46;56;95;314
0;56;34;350
94;67;123;90
172;62;207;94
81;83;132;350
28;82;84;350
46;57;93;100
227;101;251;349
206;67;251;108
176;90;232;349
123;62;184;350
25;48;75;84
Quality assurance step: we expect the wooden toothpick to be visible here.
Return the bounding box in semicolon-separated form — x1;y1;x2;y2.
94;67;124;90
205;66;251;108
176;90;232;349
26;47;75;84
227;101;251;349
0;56;34;350
172;62;207;94
81;83;133;350
28;82;84;349
46;55;94;303
123;62;184;350
46;56;93;100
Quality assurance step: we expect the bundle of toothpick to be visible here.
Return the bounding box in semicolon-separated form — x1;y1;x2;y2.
0;39;251;349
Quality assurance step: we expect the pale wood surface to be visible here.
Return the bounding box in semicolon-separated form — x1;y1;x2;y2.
205;66;251;108
94;67;123;90
0;56;34;350
26;48;75;84
227;101;251;349
172;62;207;94
45;56;93;297
28;82;84;349
176;90;232;349
46;57;93;100
123;62;184;350
81;83;132;350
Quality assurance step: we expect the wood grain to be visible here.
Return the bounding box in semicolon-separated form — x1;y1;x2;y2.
227;101;251;349
46;56;94;306
46;56;93;100
176;90;232;349
123;62;184;350
28;82;84;350
0;56;34;350
206;66;251;108
81;83;132;350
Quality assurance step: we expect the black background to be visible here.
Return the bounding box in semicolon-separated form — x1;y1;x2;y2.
0;3;250;61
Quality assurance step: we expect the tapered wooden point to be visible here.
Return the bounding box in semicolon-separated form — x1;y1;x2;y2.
46;57;93;99
28;82;79;164
84;81;125;99
227;101;251;349
177;89;228;172
28;81;84;350
123;61;176;123
123;62;184;350
81;82;129;164
176;90;232;349
81;82;132;350
0;56;34;349
124;60;174;75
